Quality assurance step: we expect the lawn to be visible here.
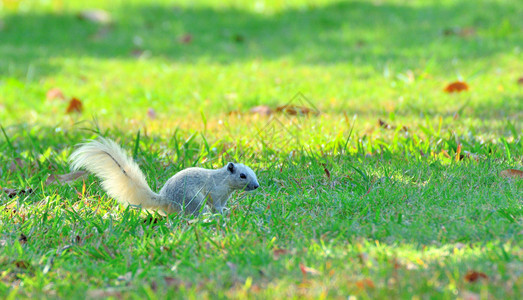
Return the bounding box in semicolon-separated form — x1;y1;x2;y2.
0;0;522;298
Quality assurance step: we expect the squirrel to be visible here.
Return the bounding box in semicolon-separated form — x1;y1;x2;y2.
68;137;259;216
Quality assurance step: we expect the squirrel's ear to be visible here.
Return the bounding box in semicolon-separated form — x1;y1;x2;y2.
227;162;235;173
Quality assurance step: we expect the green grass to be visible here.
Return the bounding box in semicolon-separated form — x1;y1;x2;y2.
1;0;522;298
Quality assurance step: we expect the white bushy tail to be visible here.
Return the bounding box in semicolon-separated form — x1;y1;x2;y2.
69;137;163;210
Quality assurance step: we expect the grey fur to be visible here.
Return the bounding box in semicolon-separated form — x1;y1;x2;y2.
69;137;259;216
160;163;259;215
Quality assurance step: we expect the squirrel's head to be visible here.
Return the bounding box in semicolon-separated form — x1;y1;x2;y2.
225;162;259;191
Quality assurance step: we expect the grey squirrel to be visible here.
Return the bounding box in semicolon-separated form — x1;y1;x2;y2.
69;137;259;216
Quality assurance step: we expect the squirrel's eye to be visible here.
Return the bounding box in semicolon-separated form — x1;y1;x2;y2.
240;173;247;179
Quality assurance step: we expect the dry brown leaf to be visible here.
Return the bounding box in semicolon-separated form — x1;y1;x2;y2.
3;188;17;198
3;187;33;198
13;260;30;269
164;276;190;288
444;81;469;93
378;119;394;129
250;105;273;116
464;270;488;283
273;248;290;259
46;171;87;185
322;164;331;179
443;27;476;38
458;27;476;37
130;48;144;58
9;157;23;172
299;263;320;276
518;77;523;85
77;10;112;25
500;169;523;179
378;119;407;131
46;88;65;101
276;105;317;116
143;216;160;224
18;233;27;244
227;109;241;116
179;34;192;44
66;97;83;114
355;278;375;289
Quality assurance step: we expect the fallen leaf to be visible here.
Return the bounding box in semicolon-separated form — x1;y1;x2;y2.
322;164;331;179
9;158;23;172
358;252;370;264
147;108;157;119
355;278;375;289
46;171;87;185
518;77;523;85
179;34;192;44
250;105;273;116
464;270;488;283
46;88;65;101
273;248;290;259
500;169;523;179
227;109;242;116
3;187;33;198
233;34;245;43
299;263;320;276
18;233;27;244
143;217;160;224
164;276;188;287
13;260;30;269
443;27;476;38
66;97;83;114
77;10;112;25
458;27;476;37
276;105;317;116
4;189;18;198
130;48;144;58
444;81;469;93
378;119;394;129
355;40;366;48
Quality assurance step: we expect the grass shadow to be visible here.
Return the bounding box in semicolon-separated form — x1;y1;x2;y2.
1;0;521;78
